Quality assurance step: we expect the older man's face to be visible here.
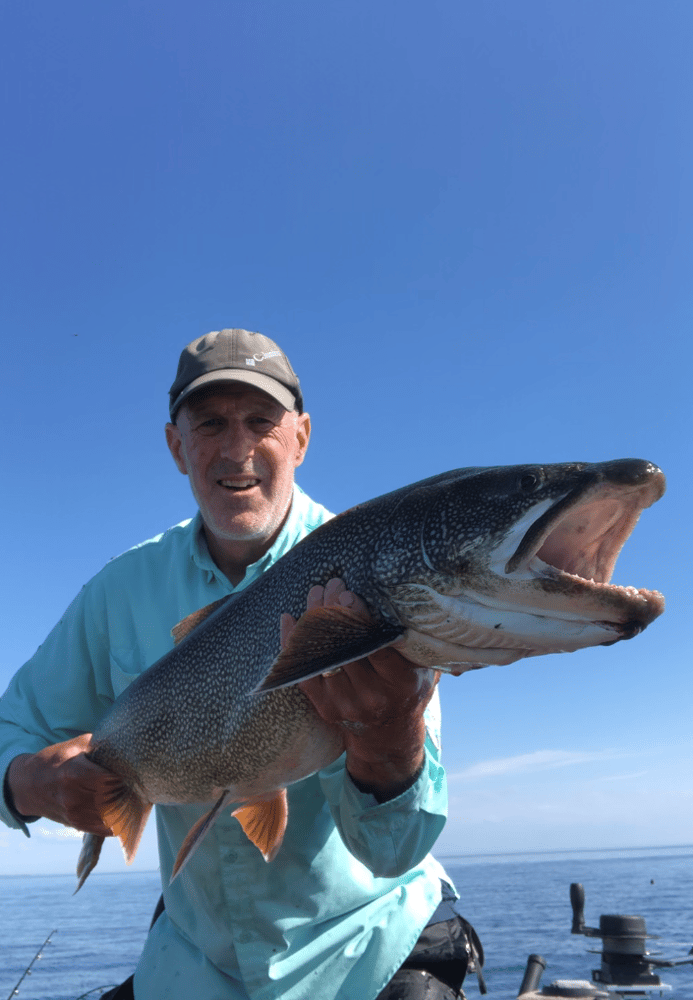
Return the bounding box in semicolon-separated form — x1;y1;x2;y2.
166;385;310;569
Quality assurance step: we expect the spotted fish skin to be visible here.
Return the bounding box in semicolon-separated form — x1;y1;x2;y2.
78;458;665;886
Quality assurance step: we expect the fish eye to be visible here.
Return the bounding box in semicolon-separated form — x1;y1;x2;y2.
519;472;540;492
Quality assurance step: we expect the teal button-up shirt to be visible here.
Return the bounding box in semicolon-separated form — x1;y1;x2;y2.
0;485;452;1000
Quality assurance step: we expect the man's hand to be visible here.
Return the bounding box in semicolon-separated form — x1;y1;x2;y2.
6;735;114;836
283;579;440;803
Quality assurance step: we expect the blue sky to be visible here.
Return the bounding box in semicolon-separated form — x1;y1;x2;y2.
1;1;691;875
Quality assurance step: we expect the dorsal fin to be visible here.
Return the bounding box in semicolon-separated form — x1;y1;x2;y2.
171;596;231;645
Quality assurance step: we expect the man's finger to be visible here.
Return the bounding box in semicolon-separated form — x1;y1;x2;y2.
306;585;325;611
279;612;296;648
323;578;346;604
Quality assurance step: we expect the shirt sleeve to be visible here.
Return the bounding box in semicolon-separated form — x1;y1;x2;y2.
317;688;447;878
0;577;116;833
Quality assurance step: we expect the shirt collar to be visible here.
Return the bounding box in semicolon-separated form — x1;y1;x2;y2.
188;484;310;592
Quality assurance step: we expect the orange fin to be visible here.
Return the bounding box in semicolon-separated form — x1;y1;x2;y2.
171;596;230;645
171;790;232;882
75;833;105;893
98;778;152;864
254;606;402;693
232;789;288;862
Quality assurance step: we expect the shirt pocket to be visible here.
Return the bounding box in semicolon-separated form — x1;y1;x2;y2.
108;649;147;700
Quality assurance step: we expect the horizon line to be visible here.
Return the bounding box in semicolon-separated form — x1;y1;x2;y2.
434;843;693;861
2;843;692;877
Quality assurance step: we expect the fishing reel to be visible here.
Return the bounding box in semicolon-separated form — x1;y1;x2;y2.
516;882;693;999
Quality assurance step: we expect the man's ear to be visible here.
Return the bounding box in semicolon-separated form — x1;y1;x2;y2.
165;422;188;476
294;412;311;468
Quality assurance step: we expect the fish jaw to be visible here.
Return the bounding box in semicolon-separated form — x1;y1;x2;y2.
391;586;655;671
387;461;665;669
492;460;665;628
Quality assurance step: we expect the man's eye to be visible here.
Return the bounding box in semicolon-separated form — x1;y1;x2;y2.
196;417;224;432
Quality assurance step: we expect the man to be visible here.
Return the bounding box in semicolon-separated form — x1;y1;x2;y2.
0;330;476;999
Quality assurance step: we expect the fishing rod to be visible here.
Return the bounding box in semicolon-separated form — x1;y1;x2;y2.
6;929;57;1000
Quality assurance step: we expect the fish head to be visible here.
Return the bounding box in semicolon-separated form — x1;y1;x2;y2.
378;458;666;669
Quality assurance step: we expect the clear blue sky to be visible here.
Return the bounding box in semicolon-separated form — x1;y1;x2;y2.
1;1;691;875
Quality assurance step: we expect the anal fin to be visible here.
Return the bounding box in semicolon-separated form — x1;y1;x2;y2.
254;607;403;692
232;789;288;862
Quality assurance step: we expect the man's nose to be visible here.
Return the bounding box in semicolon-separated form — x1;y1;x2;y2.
218;421;255;463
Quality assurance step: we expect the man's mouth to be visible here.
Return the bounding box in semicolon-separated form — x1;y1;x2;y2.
218;477;261;492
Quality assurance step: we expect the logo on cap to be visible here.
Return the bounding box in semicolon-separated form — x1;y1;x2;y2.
245;351;282;367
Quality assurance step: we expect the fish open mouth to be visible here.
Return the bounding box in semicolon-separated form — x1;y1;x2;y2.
505;460;666;635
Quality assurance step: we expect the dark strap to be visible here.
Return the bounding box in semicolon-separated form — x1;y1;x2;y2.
99;975;134;1000
375;967;464;999
150;893;166;929
400;915;475;995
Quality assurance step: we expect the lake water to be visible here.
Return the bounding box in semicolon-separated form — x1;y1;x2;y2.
1;845;691;1000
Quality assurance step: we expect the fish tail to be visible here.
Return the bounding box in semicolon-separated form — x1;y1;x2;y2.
75;833;105;892
98;777;153;865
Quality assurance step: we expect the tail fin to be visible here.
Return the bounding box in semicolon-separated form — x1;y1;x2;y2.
75;833;105;893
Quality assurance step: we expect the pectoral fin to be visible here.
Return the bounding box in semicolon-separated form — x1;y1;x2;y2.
254;607;403;692
232;789;288;862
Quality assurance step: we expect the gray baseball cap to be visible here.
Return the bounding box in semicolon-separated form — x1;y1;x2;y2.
169;329;303;420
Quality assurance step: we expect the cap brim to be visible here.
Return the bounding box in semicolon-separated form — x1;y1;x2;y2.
170;370;297;419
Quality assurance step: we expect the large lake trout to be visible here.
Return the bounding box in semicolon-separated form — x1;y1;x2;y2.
77;458;665;888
